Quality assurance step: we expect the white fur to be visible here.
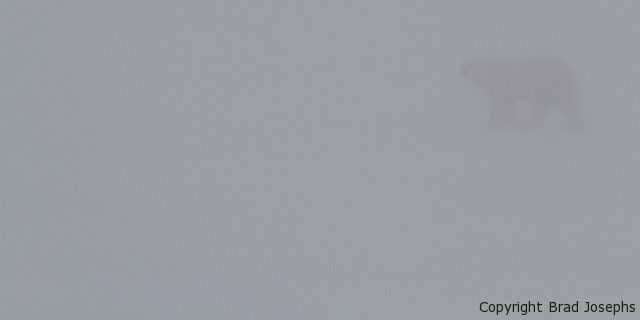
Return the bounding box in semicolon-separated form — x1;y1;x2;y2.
462;58;584;129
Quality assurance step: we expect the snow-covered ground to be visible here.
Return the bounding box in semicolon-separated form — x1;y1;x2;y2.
4;123;639;319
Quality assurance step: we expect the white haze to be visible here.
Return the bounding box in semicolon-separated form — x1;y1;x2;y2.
2;1;639;319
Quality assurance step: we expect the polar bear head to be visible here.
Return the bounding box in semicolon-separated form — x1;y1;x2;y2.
460;59;505;89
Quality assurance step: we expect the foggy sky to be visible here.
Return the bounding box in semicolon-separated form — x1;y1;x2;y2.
2;1;639;319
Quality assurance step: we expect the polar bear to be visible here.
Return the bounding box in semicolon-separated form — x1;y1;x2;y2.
461;58;584;129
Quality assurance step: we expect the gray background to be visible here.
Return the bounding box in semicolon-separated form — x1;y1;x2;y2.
2;1;639;319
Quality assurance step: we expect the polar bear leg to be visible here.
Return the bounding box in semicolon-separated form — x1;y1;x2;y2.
527;103;552;129
487;100;516;128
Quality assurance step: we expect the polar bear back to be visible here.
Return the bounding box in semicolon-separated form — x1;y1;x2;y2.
462;58;577;104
